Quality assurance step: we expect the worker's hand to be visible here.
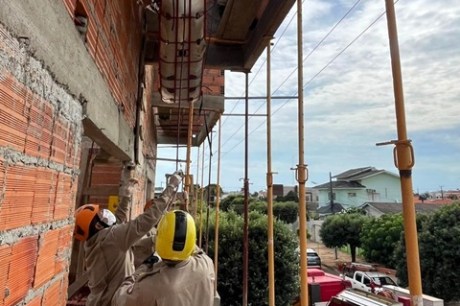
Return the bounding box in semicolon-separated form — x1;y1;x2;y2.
119;178;139;197
167;170;183;188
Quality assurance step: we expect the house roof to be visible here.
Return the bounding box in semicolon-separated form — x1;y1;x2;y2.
313;180;365;189
313;166;399;189
317;203;345;214
413;195;454;205
361;202;450;214
334;167;399;181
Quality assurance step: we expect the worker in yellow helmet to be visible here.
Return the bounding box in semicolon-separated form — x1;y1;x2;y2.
73;164;184;306
111;210;217;306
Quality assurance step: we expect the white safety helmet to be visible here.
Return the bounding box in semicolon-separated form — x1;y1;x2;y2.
98;209;116;227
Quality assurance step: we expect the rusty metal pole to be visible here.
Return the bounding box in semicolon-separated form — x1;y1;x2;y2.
384;1;422;305
296;0;309;305
242;72;250;306
185;102;194;211
266;41;276;306
193;144;201;219
213;118;222;292
198;142;206;248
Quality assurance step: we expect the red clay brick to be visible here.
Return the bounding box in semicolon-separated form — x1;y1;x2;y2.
0;245;12;303
55;225;73;275
34;229;60;288
53;173;74;220
42;279;63;306
4;237;38;306
25;295;42;306
31;168;54;225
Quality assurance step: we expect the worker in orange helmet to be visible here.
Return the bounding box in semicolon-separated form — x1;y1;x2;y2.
73;165;184;306
111;210;218;306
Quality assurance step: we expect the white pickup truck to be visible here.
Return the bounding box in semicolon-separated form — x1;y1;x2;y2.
342;271;398;293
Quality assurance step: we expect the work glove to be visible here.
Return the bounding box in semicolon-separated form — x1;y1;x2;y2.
167;170;183;188
119;178;139;197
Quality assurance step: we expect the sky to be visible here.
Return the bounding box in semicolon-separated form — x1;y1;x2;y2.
156;0;460;195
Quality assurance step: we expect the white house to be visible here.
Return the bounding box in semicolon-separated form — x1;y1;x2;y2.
313;167;402;210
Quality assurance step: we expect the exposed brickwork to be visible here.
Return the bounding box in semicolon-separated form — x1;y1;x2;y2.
34;229;60;289
0;20;82;305
4;237;38;306
63;0;143;128
87;162;122;207
202;69;225;95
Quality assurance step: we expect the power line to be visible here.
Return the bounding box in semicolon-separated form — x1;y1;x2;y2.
214;1;396;162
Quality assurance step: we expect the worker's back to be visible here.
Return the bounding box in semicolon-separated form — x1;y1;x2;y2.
112;250;215;306
85;226;135;306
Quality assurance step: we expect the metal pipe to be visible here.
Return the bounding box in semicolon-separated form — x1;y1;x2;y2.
214;117;222;292
242;72;250;306
134;10;147;165
198;142;205;248
221;113;267;117
193;145;201;219
384;1;423;305
205;130;213;253
266;41;276;306
225;96;298;100
185;101;194;211
296;0;309;305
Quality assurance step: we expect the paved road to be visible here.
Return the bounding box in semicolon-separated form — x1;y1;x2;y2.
306;240;364;276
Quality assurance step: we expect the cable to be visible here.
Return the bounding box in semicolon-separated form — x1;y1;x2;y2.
220;0;307;129
214;1;397;161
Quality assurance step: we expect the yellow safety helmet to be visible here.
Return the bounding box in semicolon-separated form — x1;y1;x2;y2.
156;210;196;262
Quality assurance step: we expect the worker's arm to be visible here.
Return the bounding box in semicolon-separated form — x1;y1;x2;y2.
112;172;183;251
114;179;137;224
114;162;137;224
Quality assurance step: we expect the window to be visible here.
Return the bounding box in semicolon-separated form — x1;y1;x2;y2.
363;277;371;286
348;192;356;198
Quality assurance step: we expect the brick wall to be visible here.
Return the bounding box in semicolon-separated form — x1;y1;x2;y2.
62;0;143;129
0;22;82;306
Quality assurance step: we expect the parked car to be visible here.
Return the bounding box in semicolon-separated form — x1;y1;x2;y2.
307;248;321;267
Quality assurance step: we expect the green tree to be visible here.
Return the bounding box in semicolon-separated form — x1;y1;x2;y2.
394;203;460;302
205;210;299;306
273;201;298;224
360;213;403;268
319;213;369;262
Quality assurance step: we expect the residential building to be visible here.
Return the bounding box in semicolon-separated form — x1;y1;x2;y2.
361;202;450;218
313;167;402;209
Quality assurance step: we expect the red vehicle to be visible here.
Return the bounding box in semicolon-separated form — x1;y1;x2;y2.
308;268;352;303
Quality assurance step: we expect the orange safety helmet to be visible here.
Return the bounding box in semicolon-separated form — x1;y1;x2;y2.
74;204;100;241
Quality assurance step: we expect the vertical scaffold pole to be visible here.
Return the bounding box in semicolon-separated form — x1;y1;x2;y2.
266;41;276;306
214;118;222;292
296;0;309;305
185;101;194;211
242;72;250;306
384;1;422;306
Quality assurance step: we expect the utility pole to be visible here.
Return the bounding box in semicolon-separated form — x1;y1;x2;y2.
440;186;444;199
329;172;334;213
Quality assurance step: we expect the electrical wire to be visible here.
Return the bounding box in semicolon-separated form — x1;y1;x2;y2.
215;1;397;161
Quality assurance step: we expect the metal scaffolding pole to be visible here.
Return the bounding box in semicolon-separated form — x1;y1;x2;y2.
266;41;276;306
383;1;423;305
185;101;194;211
296;0;309;305
214;118;222;292
242;72;250;306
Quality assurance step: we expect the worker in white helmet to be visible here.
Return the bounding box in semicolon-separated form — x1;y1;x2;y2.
73;166;183;306
111;210;217;306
